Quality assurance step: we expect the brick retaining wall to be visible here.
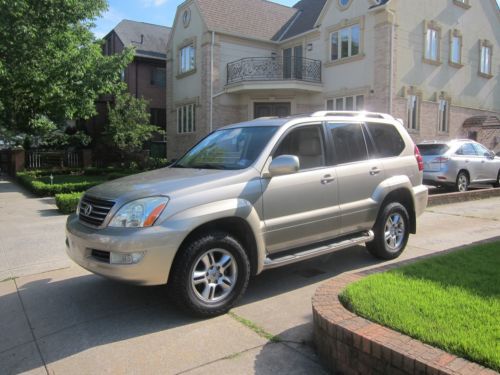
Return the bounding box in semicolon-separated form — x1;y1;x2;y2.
312;263;499;374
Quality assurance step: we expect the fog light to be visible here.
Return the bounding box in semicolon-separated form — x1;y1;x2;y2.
110;252;145;265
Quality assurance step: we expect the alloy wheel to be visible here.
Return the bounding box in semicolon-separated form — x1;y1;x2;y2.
384;213;405;252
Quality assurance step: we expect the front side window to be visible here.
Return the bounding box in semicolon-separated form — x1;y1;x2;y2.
330;24;360;61
480;44;492;76
366;123;405;158
472;143;490;157
177;104;196;134
425;27;439;62
407;95;419;130
438;99;449;133
326;95;364;111
179;44;195;74
328;123;368;164
175;126;279;170
274;125;325;170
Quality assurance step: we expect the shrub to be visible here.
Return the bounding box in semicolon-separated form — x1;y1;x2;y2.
55;192;83;214
17;171;104;196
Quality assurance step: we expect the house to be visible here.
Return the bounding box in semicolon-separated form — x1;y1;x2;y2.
166;0;499;159
86;20;171;157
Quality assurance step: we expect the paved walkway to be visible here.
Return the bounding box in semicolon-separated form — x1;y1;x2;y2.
1;176;500;374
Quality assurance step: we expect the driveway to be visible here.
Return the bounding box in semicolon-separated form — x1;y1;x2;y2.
1;176;500;374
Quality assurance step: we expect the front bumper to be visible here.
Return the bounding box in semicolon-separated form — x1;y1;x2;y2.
65;214;185;286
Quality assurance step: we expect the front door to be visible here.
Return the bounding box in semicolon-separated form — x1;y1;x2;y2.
261;124;341;253
254;102;291;119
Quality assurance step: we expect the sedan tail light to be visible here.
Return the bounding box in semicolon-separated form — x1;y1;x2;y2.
432;156;450;164
414;145;424;171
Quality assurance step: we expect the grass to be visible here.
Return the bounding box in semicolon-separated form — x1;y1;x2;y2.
339;242;500;371
228;312;281;343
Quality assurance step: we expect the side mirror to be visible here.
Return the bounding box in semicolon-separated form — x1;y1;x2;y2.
484;152;494;160
268;155;300;177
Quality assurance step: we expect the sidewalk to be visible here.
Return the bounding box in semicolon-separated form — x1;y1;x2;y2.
1;176;500;374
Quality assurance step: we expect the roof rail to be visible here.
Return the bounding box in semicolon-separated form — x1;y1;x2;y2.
311;111;395;121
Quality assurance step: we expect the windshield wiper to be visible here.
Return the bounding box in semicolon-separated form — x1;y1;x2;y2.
191;164;225;170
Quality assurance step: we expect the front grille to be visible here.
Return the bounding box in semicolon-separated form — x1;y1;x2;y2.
91;249;110;263
79;195;115;227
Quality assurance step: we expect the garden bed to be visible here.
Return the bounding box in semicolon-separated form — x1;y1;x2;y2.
339;242;500;371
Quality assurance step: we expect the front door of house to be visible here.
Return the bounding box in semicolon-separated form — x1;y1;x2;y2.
254;102;291;118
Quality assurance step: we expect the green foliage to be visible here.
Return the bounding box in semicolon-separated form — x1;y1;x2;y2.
106;92;163;156
146;157;171;170
0;0;134;134
340;243;500;371
55;192;83;214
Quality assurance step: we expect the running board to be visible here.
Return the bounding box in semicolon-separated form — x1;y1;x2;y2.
263;230;374;270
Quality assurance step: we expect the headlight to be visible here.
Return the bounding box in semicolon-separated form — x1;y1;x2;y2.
108;197;169;228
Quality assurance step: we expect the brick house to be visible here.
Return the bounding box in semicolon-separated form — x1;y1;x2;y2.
166;0;499;159
86;20;171;157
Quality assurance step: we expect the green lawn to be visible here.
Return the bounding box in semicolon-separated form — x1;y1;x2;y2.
340;242;500;371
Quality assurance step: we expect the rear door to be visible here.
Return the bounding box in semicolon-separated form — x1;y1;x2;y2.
327;122;385;235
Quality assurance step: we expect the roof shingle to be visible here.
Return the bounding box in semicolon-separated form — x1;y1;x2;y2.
112;20;171;60
273;0;327;41
195;0;297;41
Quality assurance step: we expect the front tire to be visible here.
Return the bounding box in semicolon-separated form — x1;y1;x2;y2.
493;170;500;188
169;232;250;318
366;202;410;260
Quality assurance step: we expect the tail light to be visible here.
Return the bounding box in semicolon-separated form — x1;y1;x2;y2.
414;145;424;171
433;156;449;164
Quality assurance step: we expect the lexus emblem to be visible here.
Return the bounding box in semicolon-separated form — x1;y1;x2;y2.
82;202;93;216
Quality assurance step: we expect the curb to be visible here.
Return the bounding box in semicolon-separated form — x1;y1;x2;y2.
312;246;500;375
428;188;500;207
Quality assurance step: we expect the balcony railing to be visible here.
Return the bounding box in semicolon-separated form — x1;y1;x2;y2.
227;57;322;85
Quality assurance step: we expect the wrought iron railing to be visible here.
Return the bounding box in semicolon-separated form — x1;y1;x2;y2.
227;57;322;85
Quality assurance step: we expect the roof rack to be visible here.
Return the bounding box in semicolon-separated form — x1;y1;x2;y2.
311;111;395;121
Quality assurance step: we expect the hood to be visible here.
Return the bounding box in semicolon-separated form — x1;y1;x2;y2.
85;167;252;202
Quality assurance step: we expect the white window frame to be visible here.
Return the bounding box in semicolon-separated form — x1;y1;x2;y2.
179;44;195;74
330;24;361;61
407;95;420;131
177;104;196;134
479;43;492;76
438;99;449;133
326;95;364;111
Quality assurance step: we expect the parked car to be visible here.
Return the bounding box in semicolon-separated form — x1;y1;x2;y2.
66;111;428;317
418;140;500;192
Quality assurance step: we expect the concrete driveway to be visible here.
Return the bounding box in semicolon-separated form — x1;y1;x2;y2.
1;176;500;375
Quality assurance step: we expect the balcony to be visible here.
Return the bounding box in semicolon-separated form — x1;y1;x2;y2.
226;57;323;94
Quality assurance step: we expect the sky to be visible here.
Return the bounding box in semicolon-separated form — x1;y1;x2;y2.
92;0;297;38
93;0;500;38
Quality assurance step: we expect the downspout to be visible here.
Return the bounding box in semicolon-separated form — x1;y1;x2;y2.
389;11;395;115
210;31;215;133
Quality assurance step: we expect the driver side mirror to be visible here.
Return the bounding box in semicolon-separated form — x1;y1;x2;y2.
484;151;495;160
268;155;300;177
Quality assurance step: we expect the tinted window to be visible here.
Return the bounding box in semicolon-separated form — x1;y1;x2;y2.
367;123;405;158
418;144;450;156
274;125;325;170
175;126;278;170
456;143;477;156
328;123;368;164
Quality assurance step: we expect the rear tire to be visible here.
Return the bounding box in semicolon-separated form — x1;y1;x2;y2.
366;202;410;260
169;232;250;318
455;171;469;192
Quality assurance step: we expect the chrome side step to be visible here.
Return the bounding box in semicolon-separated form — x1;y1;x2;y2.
263;230;374;270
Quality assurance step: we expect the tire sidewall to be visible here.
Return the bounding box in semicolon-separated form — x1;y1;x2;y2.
178;233;250;315
456;172;469;192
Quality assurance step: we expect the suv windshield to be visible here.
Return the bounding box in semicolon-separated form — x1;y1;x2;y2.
418;144;450;156
174;126;278;170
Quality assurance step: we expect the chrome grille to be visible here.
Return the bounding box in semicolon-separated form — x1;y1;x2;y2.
79;195;115;227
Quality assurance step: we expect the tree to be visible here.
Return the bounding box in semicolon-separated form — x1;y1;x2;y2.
106;91;162;159
0;0;133;136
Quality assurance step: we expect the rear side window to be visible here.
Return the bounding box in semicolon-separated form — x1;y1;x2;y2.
418;144;450;156
328;123;368;164
366;123;405;158
456;143;477;156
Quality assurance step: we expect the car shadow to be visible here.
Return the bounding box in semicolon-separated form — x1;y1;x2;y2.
2;245;384;374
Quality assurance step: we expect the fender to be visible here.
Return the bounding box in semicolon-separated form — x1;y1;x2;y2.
165;198;268;274
371;175;414;204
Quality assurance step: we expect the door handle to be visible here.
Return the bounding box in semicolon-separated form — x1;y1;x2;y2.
369;167;381;176
321;174;335;184
465;159;469;163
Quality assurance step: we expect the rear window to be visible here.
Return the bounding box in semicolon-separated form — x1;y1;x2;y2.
417;144;450;156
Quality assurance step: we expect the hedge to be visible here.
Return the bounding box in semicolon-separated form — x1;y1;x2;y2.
17;172;105;196
55;192;83;214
